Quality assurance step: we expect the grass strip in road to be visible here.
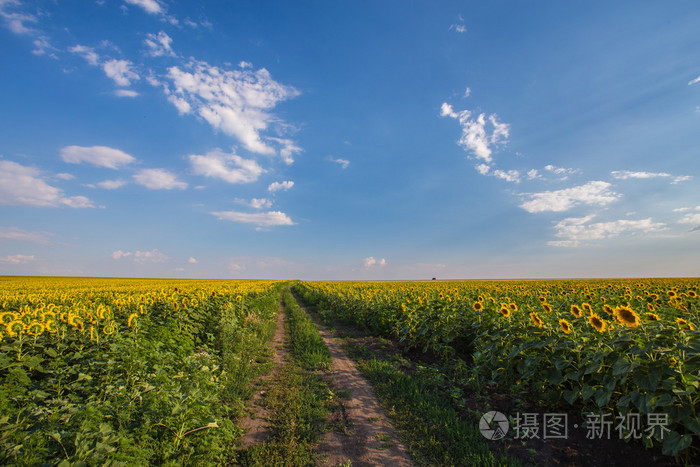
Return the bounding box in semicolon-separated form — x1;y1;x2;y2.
237;288;336;466
343;341;519;467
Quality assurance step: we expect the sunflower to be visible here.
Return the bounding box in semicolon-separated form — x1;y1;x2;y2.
645;313;661;321
582;303;593;314
26;321;45;337
676;318;696;331
614;306;641;327
45;319;57;333
689;290;698;299
541;303;553;313
0;312;17;326
473;301;483;312
647;303;656;312
559;319;572;334
588;314;607;333
538;296;547;303
127;312;138;327
499;305;511;318
509;303;518;312
530;312;544;328
6;320;25;337
103;321;116;335
570;305;583;319
602;304;613;315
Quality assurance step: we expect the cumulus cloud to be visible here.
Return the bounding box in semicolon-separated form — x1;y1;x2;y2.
96;179;127;189
268;180;294;192
163;60;300;155
328;157;350;169
519;181;620;213
189;149;264;184
548;215;667;247
133;168;187;190
363;257;387;267
0;227;51;244
211;210;294;227
250;198;272;209
61;145;135;169
492;169;520;183
69;44;100;66
679;212;700;226
527;169;541;180
111;248;169;263
145;31;175;57
267;137;302;165
0;160;95;208
103;59;140;87
440;102;509;163
124;0;163;15
0;254;36;264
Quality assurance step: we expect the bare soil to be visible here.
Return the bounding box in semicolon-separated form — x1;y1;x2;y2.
293;296;414;467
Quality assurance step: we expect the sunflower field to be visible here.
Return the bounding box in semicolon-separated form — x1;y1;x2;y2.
293;278;700;457
0;276;285;465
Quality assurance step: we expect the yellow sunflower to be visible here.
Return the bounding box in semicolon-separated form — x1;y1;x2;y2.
542;303;553;313
571;305;583;319
473;301;483;312
559;319;572;334
676;318;696;331
588;314;607;333
614;305;641;327
602;304;613;315
582;303;593;314
530;312;544;328
499;305;511;318
645;313;660;322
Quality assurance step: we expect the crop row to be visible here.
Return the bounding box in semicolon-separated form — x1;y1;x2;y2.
0;276;285;465
293;278;700;458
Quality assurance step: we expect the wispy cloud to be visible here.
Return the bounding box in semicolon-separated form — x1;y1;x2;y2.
0;254;36;264
95;179;127;189
548;215;667;247
0;160;94;208
440;102;509;164
544;164;578;180
519;181;620;213
363;256;387;267
189;149;265;184
328;157;350;169
163;60;300;156
611;170;692;184
61;145;135;169
0;226;52;244
0;0;37;35
114;89;139;97
124;0;163;15
69;44;100;66
145;31;175;57
133;168;187;190
689;75;700;86
211;210;294;227
111;248;169;263
268;180;294;192
103;59;139;87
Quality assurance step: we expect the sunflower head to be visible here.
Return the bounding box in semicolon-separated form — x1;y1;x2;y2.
588;314;607;333
582;303;593;314
614;306;640;327
472;301;483;312
530;312;544;328
499;305;511;318
559;319;572;334
676;318;696;331
688;290;698;299
571;305;583;319
645;313;661;322
542;303;553;313
26;320;45;337
602;304;613;315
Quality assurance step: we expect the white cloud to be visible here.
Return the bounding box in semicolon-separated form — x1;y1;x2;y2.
0;254;36;264
611;170;692;184
133;168;187;190
124;0;163;14
103;59;139;87
544;164;578;179
55;173;75;180
527;169;541;180
115;89;139;97
111;248;168;263
519;181;620;213
188;257;198;264
0;1;37;35
69;44;100;66
679;213;700;225
211;210;294;227
268;137;302;165
440;102;509;163
689;75;700;86
0;227;51;244
475;163;490;175
145;31;175;57
268;180;294;192
164;60;300;155
548;215;667;247
32;36;54;56
492;169;520;183
363;257;387;267
189;149;264;184
96;179;127;189
328;157;350;169
0;160;95;208
61;145;135;169
250;198;272;209
464;87;471;97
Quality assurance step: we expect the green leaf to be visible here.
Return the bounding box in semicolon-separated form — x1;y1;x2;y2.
594;388;613;407
563;389;578;405
633;372;660;392
612;358;637;376
662;431;692;456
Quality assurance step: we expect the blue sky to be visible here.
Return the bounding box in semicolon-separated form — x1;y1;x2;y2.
1;0;699;279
